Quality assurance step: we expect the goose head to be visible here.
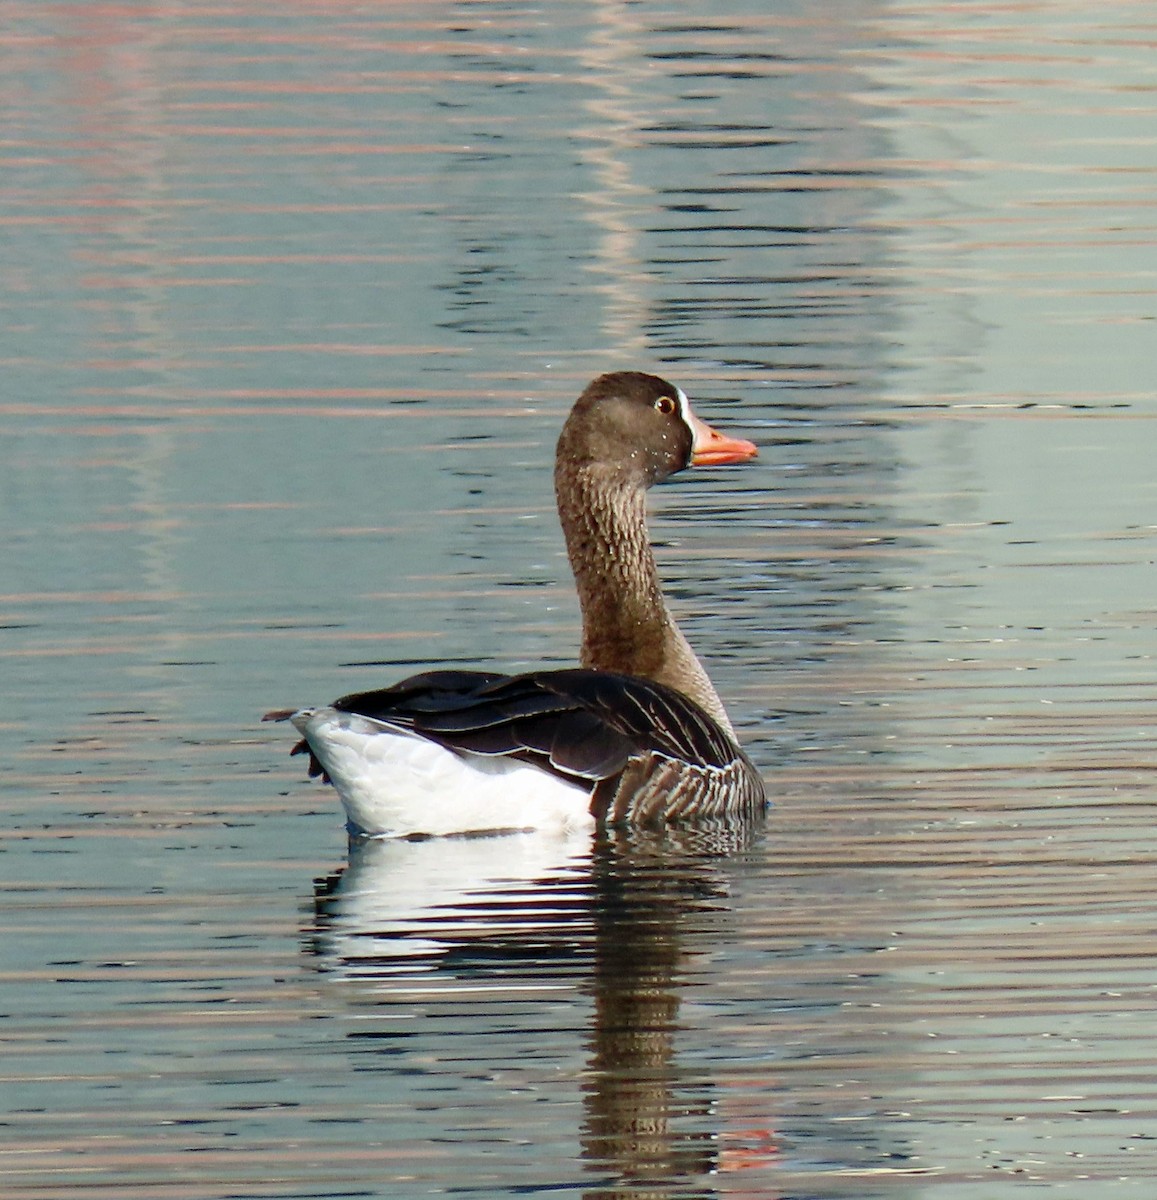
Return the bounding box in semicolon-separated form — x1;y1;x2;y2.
555;371;757;488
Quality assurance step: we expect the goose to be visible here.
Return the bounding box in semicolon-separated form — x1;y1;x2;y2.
266;371;766;838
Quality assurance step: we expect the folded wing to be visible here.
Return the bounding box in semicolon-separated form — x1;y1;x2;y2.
284;667;765;825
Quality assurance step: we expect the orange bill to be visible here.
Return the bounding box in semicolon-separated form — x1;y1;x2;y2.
687;410;759;466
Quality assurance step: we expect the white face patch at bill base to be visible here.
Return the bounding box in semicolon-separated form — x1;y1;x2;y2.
675;386;694;430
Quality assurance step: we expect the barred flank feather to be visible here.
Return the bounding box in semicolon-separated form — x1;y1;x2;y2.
596;753;764;827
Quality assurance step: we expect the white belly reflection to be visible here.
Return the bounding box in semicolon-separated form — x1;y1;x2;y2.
308;829;597;984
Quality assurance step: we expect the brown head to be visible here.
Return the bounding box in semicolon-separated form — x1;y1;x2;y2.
555;371;756;489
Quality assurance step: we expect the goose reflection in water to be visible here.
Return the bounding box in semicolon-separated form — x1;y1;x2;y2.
306;824;767;1196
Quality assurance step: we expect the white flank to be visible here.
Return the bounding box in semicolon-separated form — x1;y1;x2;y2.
291;707;595;838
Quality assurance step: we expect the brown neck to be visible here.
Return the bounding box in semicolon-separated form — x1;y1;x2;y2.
554;461;735;735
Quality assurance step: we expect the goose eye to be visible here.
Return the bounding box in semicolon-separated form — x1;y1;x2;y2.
654;395;676;416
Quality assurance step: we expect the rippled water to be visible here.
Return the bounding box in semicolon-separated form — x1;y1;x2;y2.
3;2;1156;1197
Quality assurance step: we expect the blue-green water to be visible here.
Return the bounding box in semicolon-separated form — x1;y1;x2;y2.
2;3;1155;1196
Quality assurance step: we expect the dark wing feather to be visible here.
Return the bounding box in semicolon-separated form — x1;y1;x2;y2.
328;668;741;773
281;666;766;822
330;670;636;785
547;708;632;778
332;670;508;717
528;669;738;768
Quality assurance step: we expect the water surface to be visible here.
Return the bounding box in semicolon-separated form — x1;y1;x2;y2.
2;2;1156;1197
